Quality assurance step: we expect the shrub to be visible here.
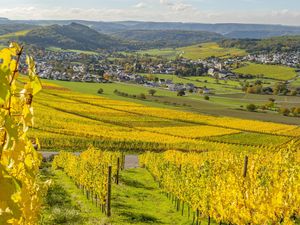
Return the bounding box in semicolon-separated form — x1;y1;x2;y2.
246;104;257;112
204;95;210;100
291;90;297;96
292;107;300;116
177;90;185;96
139;93;146;99
260;105;267;110
97;88;104;94
279;108;290;116
148;89;157;96
268;98;275;103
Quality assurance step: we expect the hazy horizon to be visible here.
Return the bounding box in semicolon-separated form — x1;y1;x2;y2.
3;17;300;27
0;0;300;26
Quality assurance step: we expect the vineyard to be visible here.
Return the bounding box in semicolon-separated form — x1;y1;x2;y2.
34;82;299;224
29;83;300;153
140;146;300;225
52;147;124;216
0;43;299;224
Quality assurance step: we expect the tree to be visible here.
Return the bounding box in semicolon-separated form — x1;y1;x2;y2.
292;107;300;116
98;88;104;94
273;82;288;95
177;90;185;96
291;90;297;96
268;98;275;103
204;95;210;100
139;93;146;99
146;74;155;81
255;80;262;85
246;104;257;112
279;108;290;116
148;89;157;96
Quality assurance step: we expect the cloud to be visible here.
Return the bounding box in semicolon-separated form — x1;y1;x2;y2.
159;0;172;6
171;3;193;12
159;0;194;12
133;2;147;9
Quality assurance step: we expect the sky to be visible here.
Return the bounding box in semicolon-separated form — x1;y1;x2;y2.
0;0;300;26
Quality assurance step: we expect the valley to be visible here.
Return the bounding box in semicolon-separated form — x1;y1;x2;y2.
0;14;299;225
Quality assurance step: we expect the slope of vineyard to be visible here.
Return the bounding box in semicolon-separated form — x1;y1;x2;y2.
29;83;300;152
140;145;300;225
52;147;123;209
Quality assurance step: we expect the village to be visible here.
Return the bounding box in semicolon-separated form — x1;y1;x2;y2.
244;51;300;67
33;48;300;94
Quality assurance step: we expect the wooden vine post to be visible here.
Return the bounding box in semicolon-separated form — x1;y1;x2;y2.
116;157;120;184
106;165;112;217
243;156;248;178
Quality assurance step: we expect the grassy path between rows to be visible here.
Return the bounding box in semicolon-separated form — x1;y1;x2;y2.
41;165;214;225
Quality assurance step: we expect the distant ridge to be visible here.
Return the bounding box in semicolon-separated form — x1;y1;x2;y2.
11;19;300;39
112;30;223;48
19;23;124;51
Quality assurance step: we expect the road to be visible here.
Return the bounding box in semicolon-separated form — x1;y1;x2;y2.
40;151;139;169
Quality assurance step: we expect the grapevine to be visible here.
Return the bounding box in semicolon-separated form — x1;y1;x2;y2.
0;43;44;224
52;146;123;211
140;144;300;225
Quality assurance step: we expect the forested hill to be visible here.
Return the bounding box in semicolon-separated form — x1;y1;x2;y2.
112;30;223;48
0;23;38;35
2;18;300;39
11;23;224;50
19;23;125;51
1;18;300;52
220;36;300;52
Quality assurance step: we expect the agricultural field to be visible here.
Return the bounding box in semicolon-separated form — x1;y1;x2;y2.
31;83;300;225
137;48;182;59
140;148;300;225
234;62;297;80
178;42;247;60
47;79;300;125
0;29;30;40
135;42;247;60
29;81;300;152
46;46;99;55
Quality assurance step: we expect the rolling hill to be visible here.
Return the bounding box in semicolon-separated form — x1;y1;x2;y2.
0;23;37;35
220;35;300;52
112;30;223;48
19;23;125;51
1;18;300;52
2;18;299;39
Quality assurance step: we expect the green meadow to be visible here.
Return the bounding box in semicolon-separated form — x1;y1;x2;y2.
135;42;247;60
137;48;182;59
178;42;247;60
0;29;30;40
234;63;297;81
46;46;99;55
